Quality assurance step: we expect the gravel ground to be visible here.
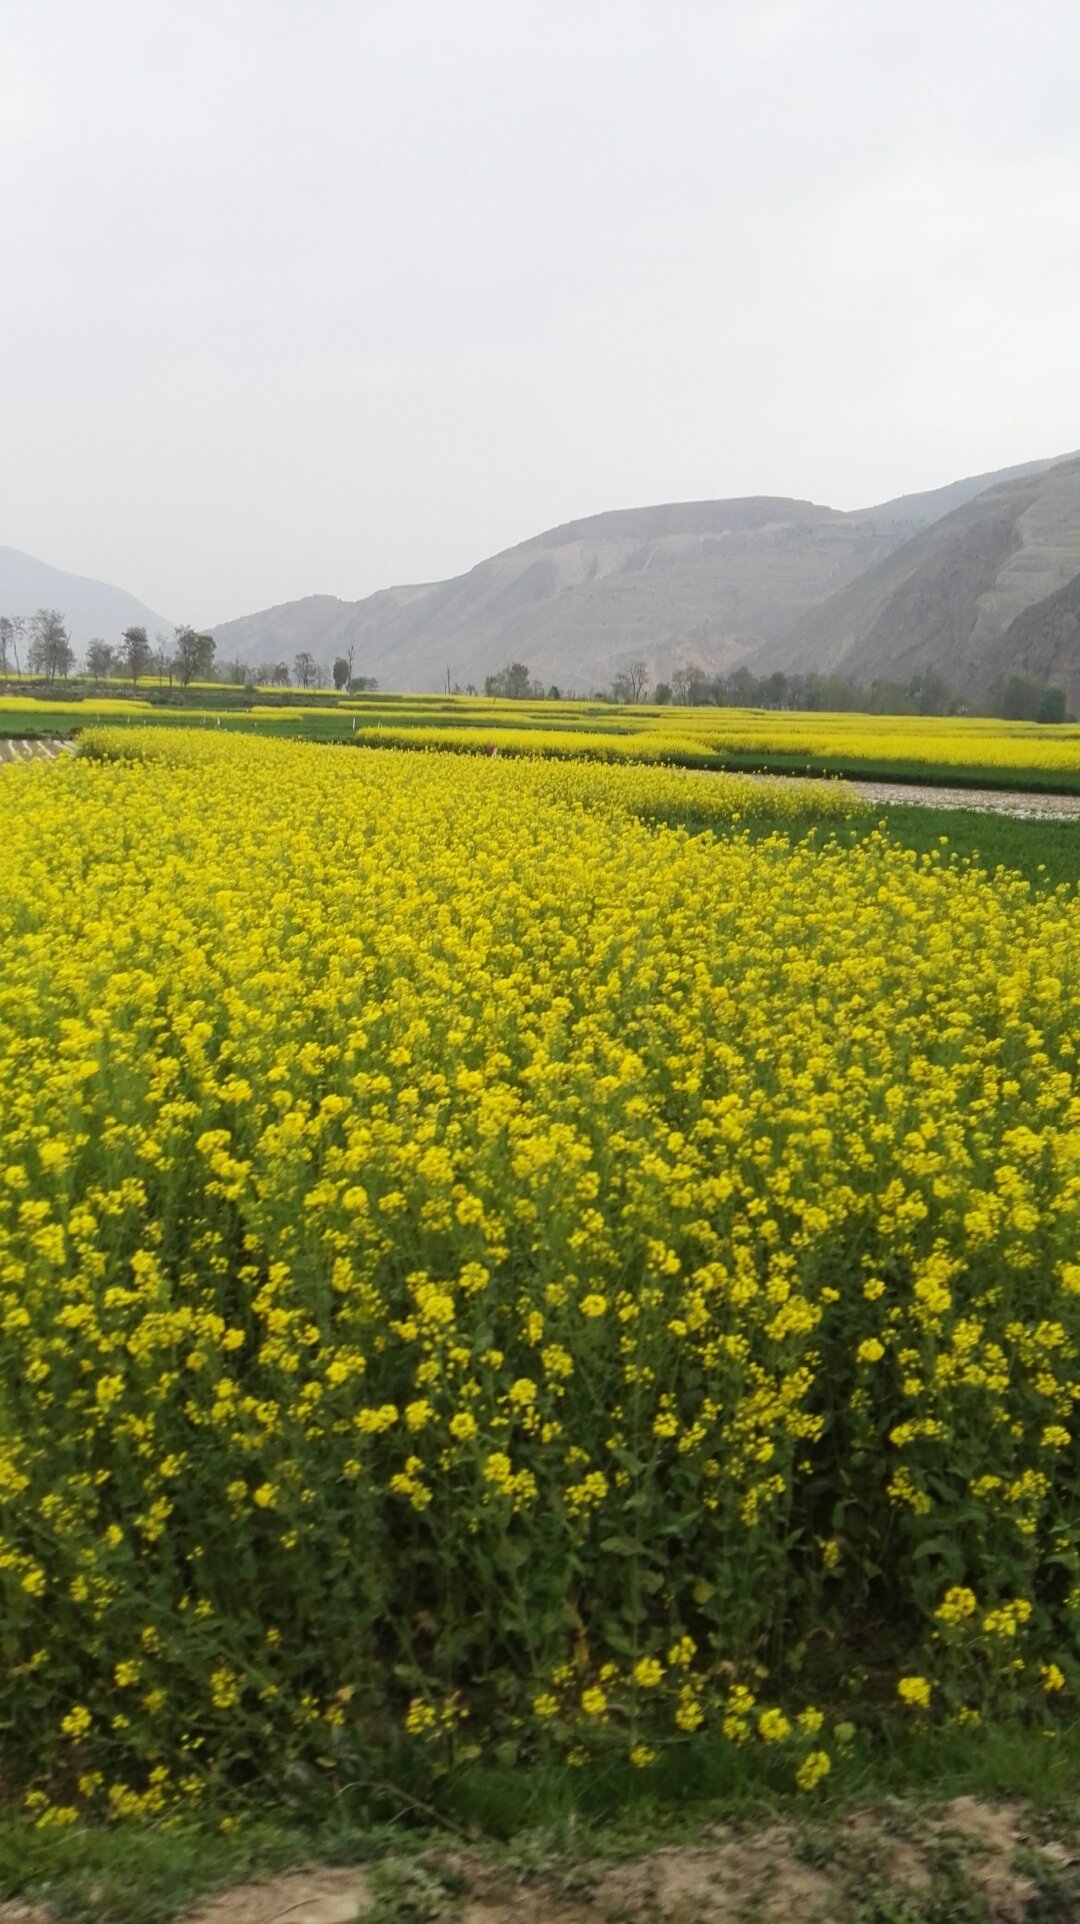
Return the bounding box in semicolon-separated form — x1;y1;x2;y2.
845;777;1080;820
0;738;72;763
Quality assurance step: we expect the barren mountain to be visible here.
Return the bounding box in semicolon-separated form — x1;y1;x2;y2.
212;455;1074;693
763;458;1080;705
0;546;171;651
214;497;901;694
1000;569;1080;699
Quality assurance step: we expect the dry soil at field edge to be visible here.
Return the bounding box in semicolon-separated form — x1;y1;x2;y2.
5;1799;1078;1924
163;1799;1080;1923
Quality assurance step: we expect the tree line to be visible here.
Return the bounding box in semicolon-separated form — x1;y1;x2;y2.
0;613;377;696
481;658;1074;722
650;663;1072;723
3;612;1066;721
0;612;216;687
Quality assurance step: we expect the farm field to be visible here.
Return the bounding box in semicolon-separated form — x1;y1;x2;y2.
0;724;1078;1890
0;688;1078;791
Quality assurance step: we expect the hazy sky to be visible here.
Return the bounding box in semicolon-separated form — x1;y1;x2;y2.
2;0;1078;626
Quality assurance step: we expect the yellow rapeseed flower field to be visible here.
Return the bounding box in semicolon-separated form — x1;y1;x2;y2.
350;709;1080;781
3;689;1079;787
0;729;1077;1822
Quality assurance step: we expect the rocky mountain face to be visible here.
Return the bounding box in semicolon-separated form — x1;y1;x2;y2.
213;497;897;694
0;547;170;651
209;452;1079;698
763;458;1080;708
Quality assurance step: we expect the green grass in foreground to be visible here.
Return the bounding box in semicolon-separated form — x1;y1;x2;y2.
857;805;1079;892
4;1724;1080;1923
683;803;1079;892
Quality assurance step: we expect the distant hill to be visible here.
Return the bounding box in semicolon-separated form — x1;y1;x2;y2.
213;496;900;694
761;458;1080;706
0;547;171;652
210;453;1077;695
859;452;1079;530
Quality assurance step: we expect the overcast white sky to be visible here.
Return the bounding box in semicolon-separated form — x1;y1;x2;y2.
1;0;1078;626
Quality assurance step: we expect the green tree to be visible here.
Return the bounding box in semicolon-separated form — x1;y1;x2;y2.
484;661;536;699
28;609;74;681
120;625;153;684
172;626;216;688
671;664;709;706
85;640;115;681
908;667;955;716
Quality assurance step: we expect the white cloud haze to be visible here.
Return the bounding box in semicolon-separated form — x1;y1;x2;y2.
1;0;1078;625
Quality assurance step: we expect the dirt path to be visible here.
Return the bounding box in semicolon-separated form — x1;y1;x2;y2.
171;1802;1080;1922
721;767;1078;820
3;1798;1072;1924
0;738;73;764
843;776;1080;820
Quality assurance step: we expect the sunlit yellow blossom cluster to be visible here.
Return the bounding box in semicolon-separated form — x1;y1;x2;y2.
0;728;1077;1812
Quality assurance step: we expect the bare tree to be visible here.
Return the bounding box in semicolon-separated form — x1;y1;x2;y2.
0;617;11;677
612;661;650;703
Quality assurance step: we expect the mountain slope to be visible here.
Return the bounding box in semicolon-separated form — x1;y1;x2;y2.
998;571;1080;707
210;452;1076;694
762;458;1080;699
0;547;171;652
861;451;1079;530
213;496;903;693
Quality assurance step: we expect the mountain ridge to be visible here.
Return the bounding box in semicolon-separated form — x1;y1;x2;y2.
209;452;1079;696
5;452;1077;699
763;458;1080;705
0;546;171;651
